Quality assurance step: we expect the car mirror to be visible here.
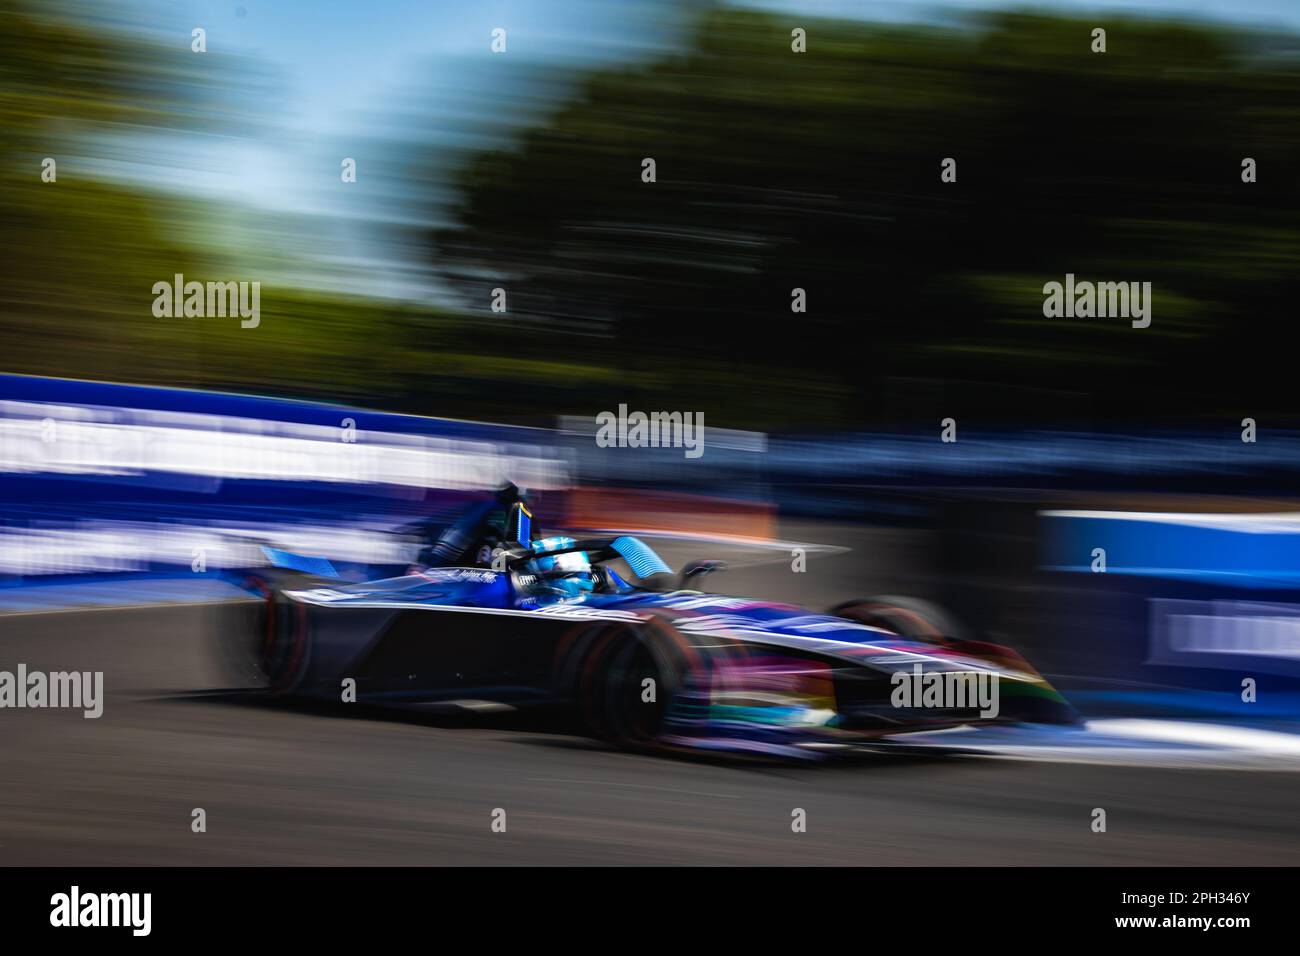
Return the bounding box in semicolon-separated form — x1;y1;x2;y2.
679;559;726;589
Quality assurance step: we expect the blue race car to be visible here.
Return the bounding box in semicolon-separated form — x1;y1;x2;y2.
232;486;1075;757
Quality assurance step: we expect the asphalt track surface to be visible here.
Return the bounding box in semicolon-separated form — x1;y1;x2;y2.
1;525;1298;865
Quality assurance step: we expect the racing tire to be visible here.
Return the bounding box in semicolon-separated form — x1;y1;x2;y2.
242;569;333;694
831;594;1062;697
561;618;697;748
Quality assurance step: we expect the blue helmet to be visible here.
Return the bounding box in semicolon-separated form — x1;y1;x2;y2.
529;536;595;598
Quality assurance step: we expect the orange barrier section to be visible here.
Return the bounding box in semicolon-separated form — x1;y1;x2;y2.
563;487;776;542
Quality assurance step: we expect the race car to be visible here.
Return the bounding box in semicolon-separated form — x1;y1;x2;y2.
228;486;1076;757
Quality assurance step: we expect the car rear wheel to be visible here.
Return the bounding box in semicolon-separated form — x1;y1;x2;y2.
243;569;331;693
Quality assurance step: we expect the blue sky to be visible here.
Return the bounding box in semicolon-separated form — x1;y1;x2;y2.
147;0;1300;136
133;0;682;136
86;0;1300;299
102;1;683;213
105;0;1300;211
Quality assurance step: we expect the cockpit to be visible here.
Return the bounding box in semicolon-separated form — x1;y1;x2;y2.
507;534;675;605
524;536;597;600
407;486;680;603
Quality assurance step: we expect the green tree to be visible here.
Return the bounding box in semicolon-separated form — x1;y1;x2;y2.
431;9;1300;427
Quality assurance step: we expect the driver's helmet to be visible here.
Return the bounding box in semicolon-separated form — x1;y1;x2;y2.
528;536;595;598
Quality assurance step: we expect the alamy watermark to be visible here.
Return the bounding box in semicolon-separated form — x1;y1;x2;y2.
50;886;150;936
1042;273;1150;328
0;664;103;718
595;404;704;459
890;664;1000;718
152;273;260;328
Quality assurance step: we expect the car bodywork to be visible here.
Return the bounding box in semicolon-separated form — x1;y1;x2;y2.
234;493;1075;758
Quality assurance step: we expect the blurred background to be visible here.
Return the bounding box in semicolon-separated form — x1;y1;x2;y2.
4;0;1298;425
2;0;1300;865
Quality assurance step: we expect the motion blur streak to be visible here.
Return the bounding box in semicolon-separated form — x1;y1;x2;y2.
2;1;1299;424
2;0;1300;866
0;401;567;488
1095;720;1300;756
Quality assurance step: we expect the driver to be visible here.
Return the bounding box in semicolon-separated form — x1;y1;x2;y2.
527;536;596;600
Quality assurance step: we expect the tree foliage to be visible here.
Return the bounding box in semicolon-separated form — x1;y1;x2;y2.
432;9;1300;426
